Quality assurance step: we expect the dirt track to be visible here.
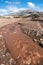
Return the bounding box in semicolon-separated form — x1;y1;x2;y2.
2;23;43;65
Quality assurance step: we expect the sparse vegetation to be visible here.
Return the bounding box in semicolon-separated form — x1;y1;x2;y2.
32;14;39;20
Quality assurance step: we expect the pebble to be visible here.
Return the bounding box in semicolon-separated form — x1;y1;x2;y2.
0;35;3;38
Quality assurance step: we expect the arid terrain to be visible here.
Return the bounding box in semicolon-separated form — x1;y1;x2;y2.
0;18;22;27
0;13;43;65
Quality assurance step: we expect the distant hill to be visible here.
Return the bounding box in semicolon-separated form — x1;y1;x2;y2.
0;9;43;19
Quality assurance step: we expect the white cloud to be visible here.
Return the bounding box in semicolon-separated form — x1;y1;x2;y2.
5;1;11;4
7;6;19;13
0;6;27;16
13;2;20;4
0;9;8;16
0;9;7;12
6;6;26;13
27;2;35;8
27;2;40;11
5;1;20;5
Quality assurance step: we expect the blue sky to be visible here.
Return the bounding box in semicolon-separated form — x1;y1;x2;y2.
0;0;43;15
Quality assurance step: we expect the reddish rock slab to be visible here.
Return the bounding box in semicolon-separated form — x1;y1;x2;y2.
2;23;43;65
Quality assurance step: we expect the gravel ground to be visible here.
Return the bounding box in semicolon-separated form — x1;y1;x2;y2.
0;34;16;65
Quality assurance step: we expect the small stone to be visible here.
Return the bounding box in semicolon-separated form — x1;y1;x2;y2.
2;55;5;57
0;35;3;38
26;58;31;65
14;61;16;65
36;52;41;58
9;58;15;65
